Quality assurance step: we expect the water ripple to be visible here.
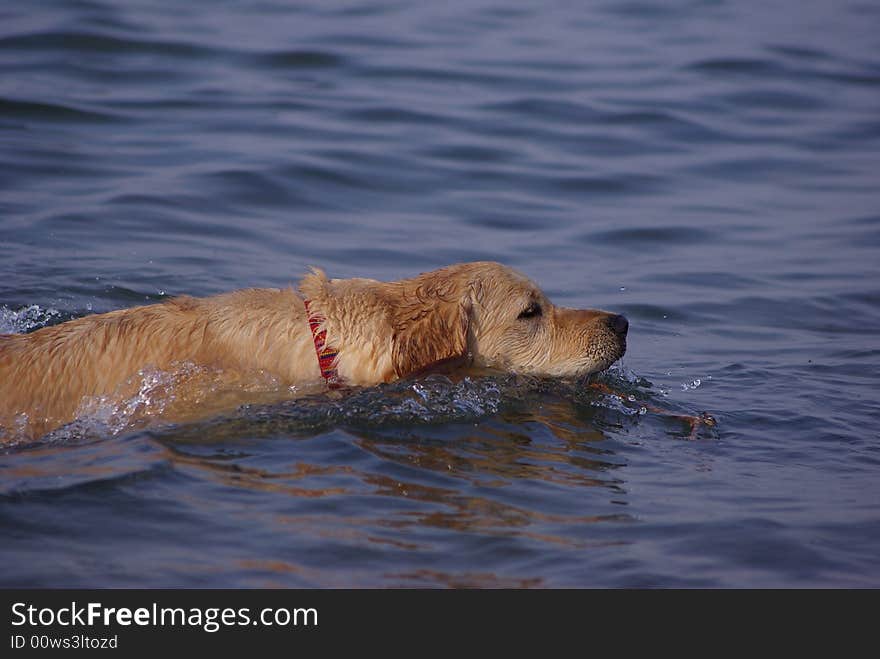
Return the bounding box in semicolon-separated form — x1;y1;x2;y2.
0;97;125;123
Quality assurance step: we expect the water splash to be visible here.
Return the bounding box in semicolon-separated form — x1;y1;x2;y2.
73;366;187;436
681;375;712;391
40;363;245;444
223;368;685;438
8;362;709;446
605;363;653;389
0;305;61;334
241;373;511;433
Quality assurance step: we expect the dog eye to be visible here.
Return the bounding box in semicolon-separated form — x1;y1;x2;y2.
518;303;542;319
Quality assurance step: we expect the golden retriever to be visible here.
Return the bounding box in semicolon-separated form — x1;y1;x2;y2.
0;261;628;441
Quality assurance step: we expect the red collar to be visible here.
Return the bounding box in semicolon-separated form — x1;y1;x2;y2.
303;299;340;386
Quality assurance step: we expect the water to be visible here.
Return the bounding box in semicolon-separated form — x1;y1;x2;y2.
1;0;879;587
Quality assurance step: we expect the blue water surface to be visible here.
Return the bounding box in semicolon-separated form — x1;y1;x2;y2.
1;0;879;587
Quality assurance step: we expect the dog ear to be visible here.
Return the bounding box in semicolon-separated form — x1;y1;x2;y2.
390;283;471;379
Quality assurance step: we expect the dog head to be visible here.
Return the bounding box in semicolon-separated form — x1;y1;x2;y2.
300;261;627;383
380;261;627;380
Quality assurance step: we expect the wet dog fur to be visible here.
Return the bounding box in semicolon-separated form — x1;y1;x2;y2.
0;262;627;440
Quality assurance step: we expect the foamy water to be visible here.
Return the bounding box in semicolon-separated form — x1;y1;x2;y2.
0;304;62;334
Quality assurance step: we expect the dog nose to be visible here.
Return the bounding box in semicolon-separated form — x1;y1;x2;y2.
608;314;628;337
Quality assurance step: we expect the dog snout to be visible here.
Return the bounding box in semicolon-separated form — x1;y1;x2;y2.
607;314;628;337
